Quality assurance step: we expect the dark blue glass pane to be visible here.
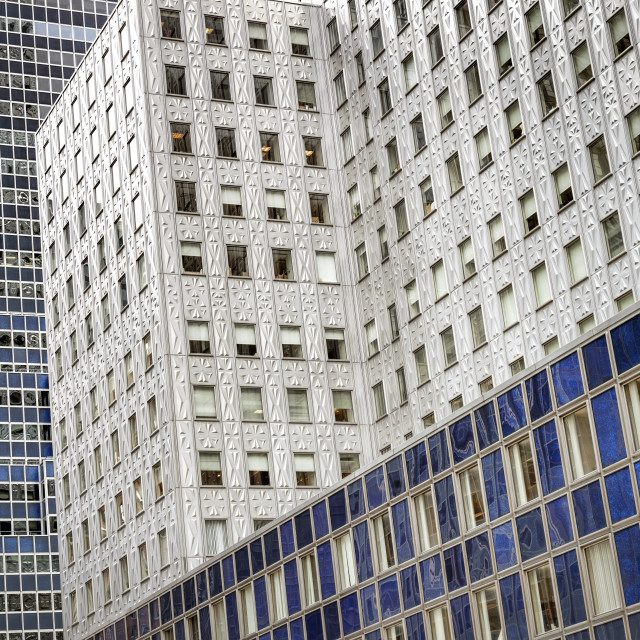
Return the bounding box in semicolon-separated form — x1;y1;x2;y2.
234;547;250;583
391;499;414;563
474;401;499;450
450;594;474;640
419;553;445;602
353;521;374;582
405;612;426;640
254;577;269;630
283;560;301;615
328;490;348;531
545;495;574;549
526;370;552;422
592;388;627;468
360;584;379;627
614;525;640;605
323;602;340;640
611;314;640;373
553;550;587;627
435;475;459;543
250;539;264;575
312;501;329;539
348;479;366;520
172;586;184;616
316;541;336;599
428;430;450;475
498;385;527;437
183;578;196;611
594;619;626;640
572;481;607;537
264;529;280;567
449;415;475;464
386;455;406;498
138;606;150;636
583;336;613;389
533;420;565;495
208;564;222;597
304;609;323;640
294;510;313;550
631;612;640;640
365;467;387;510
465;532;492;583
175;619;184;640
289;618;303;639
605;467;636;523
199;606;211;640
259;634;270;640
365;632;382;640
405;441;429;488
499;573;529;640
516;507;547;561
378;574;401;619
225;593;240;640
482;449;510;520
150;600;160;630
222;556;235;590
400;565;421;610
280;520;295;557
340;593;361;635
567;630;590;640
196;571;208;604
551;352;584;406
444;544;467;592
492;522;517;571
127;612;138;640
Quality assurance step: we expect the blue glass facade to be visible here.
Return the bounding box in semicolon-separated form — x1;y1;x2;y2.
89;309;640;640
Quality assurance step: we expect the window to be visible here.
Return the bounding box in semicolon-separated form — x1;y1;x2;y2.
625;378;640;449
129;413;138;449
333;390;354;422
281;326;302;358
210;71;231;101
563;0;580;16
563;406;596;479
348;184;361;219
216;128;237;158
609;10;631;56
379;79;392;114
153;463;164;499
165;65;187;95
102;568;111;602
538;73;557;116
221;186;242;217
296;81;316;110
566;239;587;284
137;254;147;290
365;320;379;356
299;552;320;606
86;579;94;613
302;137;324;167
294;454;316;486
316;252;337;283
205;520;227;556
334;72;347;105
459;465;486;529
532;263;551;307
395;200;409;236
159;529;169;566
143;333;153;368
495;34;512;75
553;163;573;208
248;22;268;49
254;76;274;106
509;437;537;506
181;242;202;273
341;128;354;162
469;307;486;348
505;100;523;143
364;109;373;141
465;62;482;103
260;132;280;162
353;52;365;87
187;322;210;355
584;539;622;615
403;54;417;91
588;136;611;182
460;238;476;278
371;20;384;56
387;139;400;175
489;215;506;257
511;357;526;375
441;327;457;366
526;4;544;46
579;315;595;334
475;128;492;169
160;9;181;38
335;534;356;591
309;193;329;224
170;122;191;154
227;246;249;277
373;382;387;419
234;324;257;357
389;305;400;341
355;243;369;279
194;386;217;419
176;181;197;212
241;388;263;421
115;492;124;526
291;27;310;56
603;212;624;259
617;291;634;311
627;106;640;154
447;154;463;193
527;564;559;634
406;280;420;319
414;346;429;385
327;19;340;51
572;42;593;87
378;225;389;260
200;452;222;486
456;0;472;39
417;178;434;218
372;512;395;570
288;389;310;422
520;190;538;233
205;15;225;45
479;377;494;394
273;249;293;280
411;115;426;152
340;453;359;477
429;27;444;65
326;328;346;360
414;489;438;550
397;367;408;404
133;478;143;513
248;453;270;485
438;89;453;129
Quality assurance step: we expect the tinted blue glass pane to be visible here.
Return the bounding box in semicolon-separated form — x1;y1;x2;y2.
348;479;366;519
250;539;264;575
127;612;138;640
183;578;196;611
138;606;149;636
289;618;303;639
312;501;329;539
208;564;222;597
196;571;208;604
280;520;295;557
492;522;517;571
254;577;269;630
353;521;374;582
340;593;361;635
498;385;527;437
199;606;211;640
482;449;510;520
304;609;323;640
259;634;270;640
400;565;421;610
225;593;240;640
386;455;406;498
516;507;547;561
435;475;460;543
294;510;313;550
175;619;184;640
614;524;640;605
391;499;415;563
328;490;348;531
428;430;450;475
526;370;552;422
360;584;379;627
605;467;636;523
323;602;340;640
592;388;627;468
316;541;336;599
234;547;250;583
449;415;475;464
594;619;626;640
583;336;613;389
533;420;565;495
405;612;426;640
172;586;184;617
611;314;640;373
365;467;387;510
222;556;235;590
566;632;590;640
150;600;160;630
631;612;640;640
420;553;445;602
545;495;574;549
499;573;529;640
465;532;492;583
474;401;499;450
283;560;301;615
365;631;382;640
378;574;401;619
405;441;429;488
572;481;607;537
273;623;288;639
551;352;584;406
264;529;280;567
444;544;467;592
450;594;474;640
553;550;587;627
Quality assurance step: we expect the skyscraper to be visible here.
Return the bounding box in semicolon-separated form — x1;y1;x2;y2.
0;2;115;639
37;0;640;637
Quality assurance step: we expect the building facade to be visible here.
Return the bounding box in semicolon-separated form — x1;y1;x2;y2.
35;0;640;636
0;3;114;640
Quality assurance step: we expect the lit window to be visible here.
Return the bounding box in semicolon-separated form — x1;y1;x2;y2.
301;552;320;605
340;453;359;477
527;564;559;634
248;453;270;486
333;390;354;423
532;262;551;306
414;489;438;550
294;453;316;486
588;136;611;183
260;132;281;162
373;382;387;419
520;190;538;233
200;452;222;486
476;587;502;640
624;378;640;450
241;388;264;421
602;212;624;260
248;22;268;50
432;260;447;299
459;465;486;529
509;437;538;506
205;15;225;45
616;291;634;311
553;163;573;208
511;358;526;375
235;324;257;357
429;606;452;640
281;326;303;358
572;42;593;88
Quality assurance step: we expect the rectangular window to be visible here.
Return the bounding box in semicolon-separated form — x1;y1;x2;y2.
403;54;417;90
372;512;395;570
181;242;202;273
532;262;551;306
159;529;169;565
221;185;242;217
572;42;593;87
303;136;324;166
335;534;356;590
441;327;457;366
176;181;198;212
414;489;438;550
395;200;408;236
103;568;111;602
624;378;640;450
566;239;587;284
588;136;611;183
371;166;381;201
397;367;408;404
326;328;346;360
429;27;444;65
526;3;545;46
296;81;316;110
281;326;302;358
268;569;286;622
527;564;559;634
460;238;476;278
406;280;420;319
248;22;268;50
465;62;482;103
509;437;538;506
603;212;624;259
411;115;426;152
553;163;573;208
248;453;270;486
200;452;222;486
254;76;275;106
373;382;387;419
489;215;506;257
294;453;316;486
506;100;523;143
327;19;340;51
459;465;486;530
438;89;453;129
187;322;210;355
447;154;463;193
469;307;486;348
227;245;249;277
241;388;264;421
309;194;330;224
378;224;388;260
627;106;640;154
609;9;631;55
165;65;187;95
170;123;192;154
414;346;429;385
160;9;181;38
210;71;231;101
364;108;373;140
153;463;163;499
205;520;227;556
389;305;400;341
194;386;217;419
317;252;337;283
356;243;369;279
341;128;353;162
288;389;310;423
365;320;379;357
456;0;472;39
301;552;320;606
216;128;237;158
584;540;622;615
475;128;492;169
334;73;348;107
260;132;280;162
291;27;310;56
538;72;557;117
205;15;225;45
387;138;400;175
273;249;293;280
378;78;392;114
563;406;596;479
495;34;512;74
371;20;384;56
333;390;354;423
236;324;257;357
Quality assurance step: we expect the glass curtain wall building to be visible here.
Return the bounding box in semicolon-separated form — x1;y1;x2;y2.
0;2;114;640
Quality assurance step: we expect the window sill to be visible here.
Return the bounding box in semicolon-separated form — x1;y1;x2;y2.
614;47;632;63
570;276;589;290
389;168;402;179
373;50;386;62
523;226;541;239
468;94;484;109
249;484;273;489
292;53;313;60
541;106;559;122
248;48;271;54
576;77;596;93
459;29;473;45
381;108;394;120
498;66;514;80
398;231;410;241
472;341;488;354
564;6;580;21
305;164;326;169
509;134;525;148
444;361;459;372
262;161;283;165
424;207;436;220
329;45;341;56
337;99;348;110
161;36;183;42
212;98;234;104
450;186;465;198
166;93;188;99
368;351;380;360
358;273;371;283
408;313;421;324
381;256;390;265
351;213;363;225
417;379;430;390
593;173;612;188
414;145;428;158
535;300;553;312
440;120;455;134
462;273;477;284
557;200;575;214
530;36;547;52
607;251;626;267
366;137;374;145
343;157;355;168
488;0;503;15
492;249;508;261
431;57;445;71
405;82;419;96
216;156;239;161
479;160;494;173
